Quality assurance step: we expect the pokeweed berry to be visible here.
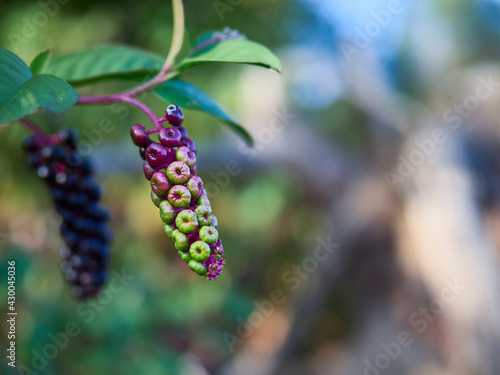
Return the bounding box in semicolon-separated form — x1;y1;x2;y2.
165;104;184;126
23;130;112;300
129;104;226;280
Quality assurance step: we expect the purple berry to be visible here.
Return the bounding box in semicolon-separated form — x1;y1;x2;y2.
178;126;188;139
151;171;171;196
145;143;168;167
130;124;151;147
165;104;184;126
158;127;182;148
143;160;156;180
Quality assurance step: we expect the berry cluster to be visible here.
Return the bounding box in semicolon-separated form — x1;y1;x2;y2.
23;131;111;299
130;104;225;280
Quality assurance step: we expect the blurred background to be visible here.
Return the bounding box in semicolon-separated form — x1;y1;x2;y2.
1;0;500;374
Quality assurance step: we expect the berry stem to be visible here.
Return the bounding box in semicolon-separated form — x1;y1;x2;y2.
77;94;162;130
18;119;48;136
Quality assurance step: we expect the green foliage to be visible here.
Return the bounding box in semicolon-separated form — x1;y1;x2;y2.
46;45;163;85
29;49;52;75
175;39;282;73
155;80;253;145
0;47;78;124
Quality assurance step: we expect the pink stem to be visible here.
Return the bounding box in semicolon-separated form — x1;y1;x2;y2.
77;94;162;130
19;119;47;135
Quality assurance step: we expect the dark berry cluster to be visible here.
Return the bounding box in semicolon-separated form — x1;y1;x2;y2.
130;104;225;280
23;130;111;299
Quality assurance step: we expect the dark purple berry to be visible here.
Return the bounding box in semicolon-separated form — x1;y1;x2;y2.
165;104;184;126
178;126;188;139
158;127;182;147
143;160;155;180
130;124;151;147
145;143;168;167
151;171;171;196
139;147;147;160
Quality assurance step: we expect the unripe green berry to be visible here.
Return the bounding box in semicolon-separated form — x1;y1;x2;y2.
172;229;189;251
159;201;175;223
166;161;190;184
211;215;218;229
175;209;199;233
168;185;192;208
178;250;192;263
199;226;218;244
188;260;208;276
164;223;175;239
198;196;211;207
195;205;213;226
151;191;163;207
189;240;211;262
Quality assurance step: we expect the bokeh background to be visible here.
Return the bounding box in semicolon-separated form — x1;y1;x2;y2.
1;0;500;374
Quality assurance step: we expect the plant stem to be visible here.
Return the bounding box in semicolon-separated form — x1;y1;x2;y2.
19;119;47;135
77;93;162;130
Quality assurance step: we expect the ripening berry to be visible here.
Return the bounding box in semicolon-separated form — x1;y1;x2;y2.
186;176;204;199
166;161;190;184
145;142;168;167
175;209;199;233
176;146;197;168
151;171;171;196
168;185;192;207
159;201;175;224
158;127;182;147
199;226;218;244
130;124;151;147
165;104;184;126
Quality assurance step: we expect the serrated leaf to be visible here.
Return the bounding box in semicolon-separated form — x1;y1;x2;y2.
46;45;163;85
174;39;282;74
154;79;253;146
30;49;52;75
0;74;79;124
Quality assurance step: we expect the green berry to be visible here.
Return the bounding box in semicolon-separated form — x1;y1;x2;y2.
168;185;192;208
178;250;192;263
198;196;211;207
172;229;189;251
166;161;190;184
189;240;211;262
188;260;208;276
211;215;218;229
175;209;199;233
151;191;163;207
195;205;213;226
159;201;175;223
164;223;175;238
199;226;218;244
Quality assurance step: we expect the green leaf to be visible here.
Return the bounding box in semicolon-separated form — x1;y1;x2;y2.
163;0;185;68
174;39;282;74
0;75;79;124
29;49;52;75
0;47;33;104
46;45;163;85
0;47;78;124
154;79;253;146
